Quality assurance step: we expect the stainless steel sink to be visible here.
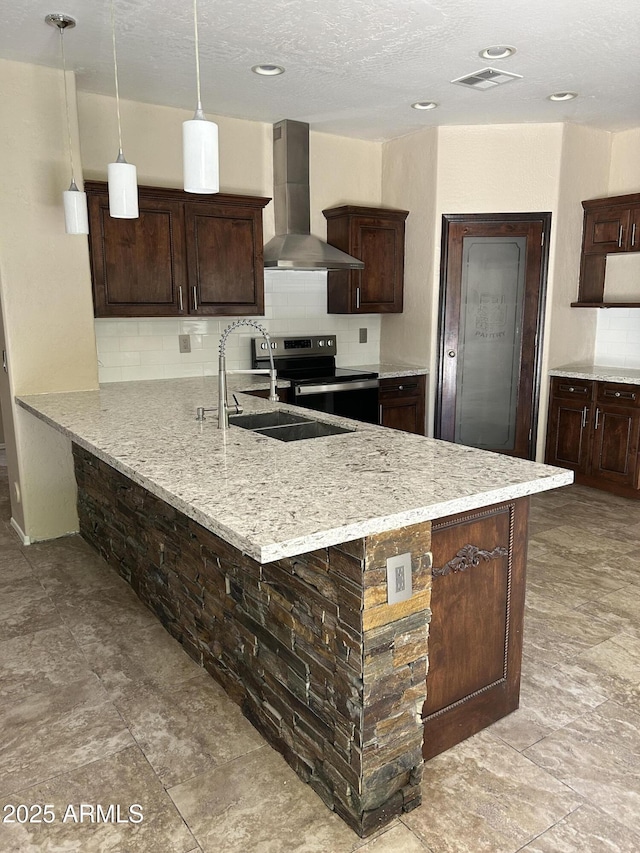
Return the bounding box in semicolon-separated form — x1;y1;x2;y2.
228;410;312;430
228;410;354;441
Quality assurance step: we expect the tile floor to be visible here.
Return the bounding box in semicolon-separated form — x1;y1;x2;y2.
0;459;639;851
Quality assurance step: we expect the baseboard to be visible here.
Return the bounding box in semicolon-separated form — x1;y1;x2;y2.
10;517;31;545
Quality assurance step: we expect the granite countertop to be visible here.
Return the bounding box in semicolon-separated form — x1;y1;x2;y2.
18;377;572;563
550;363;640;385
349;362;429;379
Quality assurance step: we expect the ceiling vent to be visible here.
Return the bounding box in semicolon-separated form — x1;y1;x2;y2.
451;67;522;90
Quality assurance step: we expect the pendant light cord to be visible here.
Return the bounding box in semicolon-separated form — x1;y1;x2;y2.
193;0;204;116
110;0;124;155
58;26;77;185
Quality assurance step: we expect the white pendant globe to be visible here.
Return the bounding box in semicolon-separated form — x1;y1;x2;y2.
183;112;219;194
63;181;89;235
108;156;138;218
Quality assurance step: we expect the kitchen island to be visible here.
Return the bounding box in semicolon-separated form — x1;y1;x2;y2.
18;377;572;836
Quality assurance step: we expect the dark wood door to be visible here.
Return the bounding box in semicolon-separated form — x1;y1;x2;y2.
87;189;186;317
591;405;640;487
378;375;426;434
436;214;550;460
185;202;264;316
423;499;528;761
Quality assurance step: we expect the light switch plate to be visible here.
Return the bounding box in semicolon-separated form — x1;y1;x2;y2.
386;552;412;605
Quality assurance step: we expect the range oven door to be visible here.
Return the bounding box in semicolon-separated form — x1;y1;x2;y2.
292;379;379;424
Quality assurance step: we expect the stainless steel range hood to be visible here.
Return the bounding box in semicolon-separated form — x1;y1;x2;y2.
263;120;364;271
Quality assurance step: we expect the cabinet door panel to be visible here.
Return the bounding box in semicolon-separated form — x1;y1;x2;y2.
583;206;630;253
186;206;263;315
423;499;528;760
89;194;185;317
545;398;591;473
592;406;640;486
357;223;398;308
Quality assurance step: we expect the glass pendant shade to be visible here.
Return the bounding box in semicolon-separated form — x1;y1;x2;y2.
63;180;89;234
183;111;219;193
108;154;139;218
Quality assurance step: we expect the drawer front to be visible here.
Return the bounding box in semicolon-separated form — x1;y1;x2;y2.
597;382;640;408
379;375;424;399
550;377;594;400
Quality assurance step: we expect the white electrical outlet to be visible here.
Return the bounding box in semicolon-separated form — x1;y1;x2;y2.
179;334;191;353
386;552;412;605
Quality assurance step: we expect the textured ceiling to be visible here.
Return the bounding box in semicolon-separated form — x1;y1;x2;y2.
1;0;639;141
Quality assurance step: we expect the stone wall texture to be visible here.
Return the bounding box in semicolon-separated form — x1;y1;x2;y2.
73;444;432;836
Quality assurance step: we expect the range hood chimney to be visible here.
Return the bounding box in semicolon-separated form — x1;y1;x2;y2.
263;120;364;271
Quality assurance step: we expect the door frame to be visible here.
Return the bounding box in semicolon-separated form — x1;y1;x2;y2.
435;212;551;460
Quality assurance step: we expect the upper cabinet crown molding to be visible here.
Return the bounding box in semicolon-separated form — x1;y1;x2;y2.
85;181;270;318
573;192;640;308
323;205;409;314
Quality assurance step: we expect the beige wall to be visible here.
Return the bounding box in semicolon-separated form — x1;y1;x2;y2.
78;94;382;246
0;59;98;541
609;128;640;194
380;127;438;369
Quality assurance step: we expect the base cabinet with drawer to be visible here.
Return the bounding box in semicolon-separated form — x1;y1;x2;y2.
545;376;640;498
378;374;426;435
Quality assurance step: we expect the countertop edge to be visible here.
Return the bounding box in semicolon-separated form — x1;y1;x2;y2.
550;364;640;385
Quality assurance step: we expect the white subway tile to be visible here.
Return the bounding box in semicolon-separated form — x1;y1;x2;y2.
99;351;141;367
119;336;163;352
121;365;166;381
96;337;120;353
164;363;204;378
181;318;219;335
98;366;123;383
137;319;181;336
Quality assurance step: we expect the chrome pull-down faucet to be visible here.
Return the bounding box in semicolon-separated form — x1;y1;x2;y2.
213;320;278;431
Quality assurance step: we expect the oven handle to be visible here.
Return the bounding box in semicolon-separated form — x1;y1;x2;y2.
294;379;379;396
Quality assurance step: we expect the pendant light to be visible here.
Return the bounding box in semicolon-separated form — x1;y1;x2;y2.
107;0;138;218
183;0;219;193
46;13;89;235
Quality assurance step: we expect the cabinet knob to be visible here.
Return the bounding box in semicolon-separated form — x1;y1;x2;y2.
448;350;456;358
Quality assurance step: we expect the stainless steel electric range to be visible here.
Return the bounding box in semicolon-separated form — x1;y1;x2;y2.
251;334;379;424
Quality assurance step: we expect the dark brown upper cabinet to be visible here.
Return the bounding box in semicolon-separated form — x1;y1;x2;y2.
323;205;408;314
86;182;270;318
574;192;640;307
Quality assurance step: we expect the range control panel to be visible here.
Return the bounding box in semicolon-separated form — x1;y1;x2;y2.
252;335;337;358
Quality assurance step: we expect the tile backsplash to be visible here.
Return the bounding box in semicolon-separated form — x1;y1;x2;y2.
95;271;382;383
594;308;640;368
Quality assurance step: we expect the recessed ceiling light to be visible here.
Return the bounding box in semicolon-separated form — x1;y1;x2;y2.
479;45;516;60
411;101;438;110
548;91;578;101
251;64;285;76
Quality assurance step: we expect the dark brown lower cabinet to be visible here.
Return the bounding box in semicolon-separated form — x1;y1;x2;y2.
545;376;640;498
423;498;528;761
379;375;426;435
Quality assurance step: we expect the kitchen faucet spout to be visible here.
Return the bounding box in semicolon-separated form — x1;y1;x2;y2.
216;320;278;431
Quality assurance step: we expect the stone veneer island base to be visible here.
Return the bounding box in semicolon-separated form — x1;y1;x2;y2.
73;445;432;837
